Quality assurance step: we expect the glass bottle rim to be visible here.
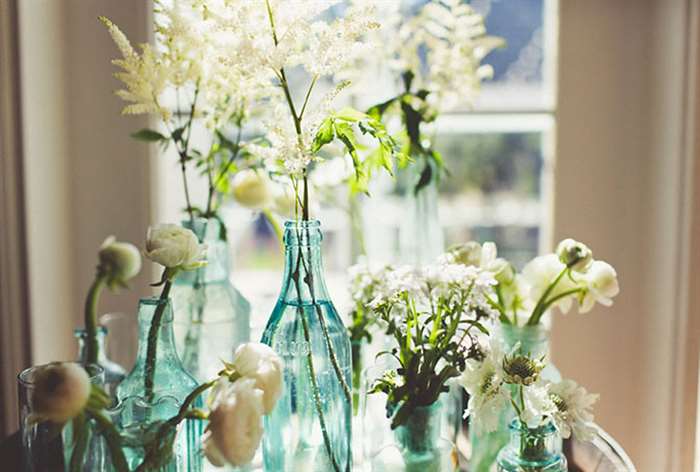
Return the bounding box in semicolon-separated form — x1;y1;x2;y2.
509;418;558;435
283;218;321;229
73;326;107;337
18;362;105;388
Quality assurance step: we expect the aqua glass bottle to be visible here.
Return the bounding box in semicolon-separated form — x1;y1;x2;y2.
114;297;202;471
470;323;562;471
75;326;126;398
172;217;251;382
261;220;352;472
497;420;567;472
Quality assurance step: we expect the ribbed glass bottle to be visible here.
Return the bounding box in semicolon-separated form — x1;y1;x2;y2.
114;298;202;471
172;217;251;382
261;220;352;472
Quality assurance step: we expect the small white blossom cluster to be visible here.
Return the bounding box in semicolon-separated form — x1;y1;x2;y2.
449;239;620;325
347;257;393;307
461;338;599;441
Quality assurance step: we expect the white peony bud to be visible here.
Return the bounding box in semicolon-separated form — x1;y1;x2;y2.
231;170;273;210
579;260;620;313
98;236;141;288
556;238;593;272
144;224;206;271
30;363;91;424
202;378;264;468
232;343;283;414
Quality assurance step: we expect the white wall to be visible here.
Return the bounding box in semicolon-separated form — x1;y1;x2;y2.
19;1;153;364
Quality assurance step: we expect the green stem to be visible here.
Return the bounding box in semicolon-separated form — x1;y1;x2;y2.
206;125;243;215
90;409;129;472
526;267;569;326
530;287;585;325
84;275;106;365
69;412;89;472
144;279;172;403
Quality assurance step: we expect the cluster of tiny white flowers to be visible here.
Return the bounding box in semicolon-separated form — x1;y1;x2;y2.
347;257;392;306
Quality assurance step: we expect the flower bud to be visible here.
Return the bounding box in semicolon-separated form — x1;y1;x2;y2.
144;224;207;271
232;343;283;414
231;170;273;210
98;236;141;288
202;378;264;468
556;238;593;272
30;363;91;424
491;258;515;285
446;241;482;267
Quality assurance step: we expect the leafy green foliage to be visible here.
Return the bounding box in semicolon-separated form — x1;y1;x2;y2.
131;128;168;143
312;107;397;195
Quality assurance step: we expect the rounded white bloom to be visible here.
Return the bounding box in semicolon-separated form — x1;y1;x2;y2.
520;383;556;429
522;254;582;314
446;241;482;267
548;379;599;441
144;224;206;270
556;238;593;273
202;378;265;468
231;170;273;210
579;261;620;313
461;341;509;434
30;363;91;424
232;343;283;414
98;236;142;288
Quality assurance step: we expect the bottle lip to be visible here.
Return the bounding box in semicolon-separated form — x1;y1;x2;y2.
74;326;108;337
283;219;321;229
509;418;557;435
18;362;105;387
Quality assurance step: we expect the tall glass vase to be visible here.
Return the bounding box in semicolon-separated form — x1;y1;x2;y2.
469;323;561;472
261;220;352;472
114;297;203;471
398;163;444;267
75;326;127;398
172;217;251;382
497;420;567;472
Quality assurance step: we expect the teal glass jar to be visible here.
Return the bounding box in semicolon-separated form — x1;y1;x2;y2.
172;217;251;382
394;400;442;458
74;326;126;398
470;323;561;472
114;297;202;471
497;420;567;472
261;220;352;472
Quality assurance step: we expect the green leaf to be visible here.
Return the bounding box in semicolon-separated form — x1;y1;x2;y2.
367;96;398;120
171;126;186;143
414;161;433;195
312;117;335;154
130;128;167;142
334;107;367;122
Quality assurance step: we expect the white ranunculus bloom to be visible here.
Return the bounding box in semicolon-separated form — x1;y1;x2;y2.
231;170;273;210
98;236;141;288
232;343;283;414
548;379;599;441
579;260;620;313
556;238;593;273
30;363;91;424
202;378;265;468
521;254;582;314
144;224;206;270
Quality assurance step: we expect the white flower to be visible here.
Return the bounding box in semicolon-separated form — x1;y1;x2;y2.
521;254;582;314
347;258;391;306
202;378;265;468
231;170;273;210
144;224;207;271
30;363;91;424
460;347;507;434
579;261;620;313
520;382;556;429
231;343;283;414
556;238;593;272
98;236;142;288
547;379;599;441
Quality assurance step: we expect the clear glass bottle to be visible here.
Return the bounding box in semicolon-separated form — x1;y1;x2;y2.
261;220;352;472
74;326;126;398
115;297;202;471
172;217;251;382
470;323;562;472
497;420;567;472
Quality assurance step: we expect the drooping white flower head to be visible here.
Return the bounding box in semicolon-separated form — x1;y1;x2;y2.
98;236;142;289
231;343;283;414
29;363;91;424
556;238;593;273
547;379;599;441
202;378;265;467
144;224;207;271
231;169;273;210
579;260;620;313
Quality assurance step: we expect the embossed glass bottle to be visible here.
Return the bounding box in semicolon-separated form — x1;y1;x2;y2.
115;297;202;471
261;220;352;472
172;217;251;382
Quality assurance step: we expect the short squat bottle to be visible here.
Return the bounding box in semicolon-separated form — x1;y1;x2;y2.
261;220;352;472
115;297;202;471
75;326;126;398
497;420;567;472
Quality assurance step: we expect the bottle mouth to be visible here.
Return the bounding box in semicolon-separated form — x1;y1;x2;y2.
181;217;224;242
283;219;321;229
138;297;174;322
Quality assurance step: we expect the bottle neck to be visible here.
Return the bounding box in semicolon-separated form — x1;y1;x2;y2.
75;327;108;364
134;297;180;366
180;217;230;283
280;220;330;303
507;420;561;464
499;323;551;358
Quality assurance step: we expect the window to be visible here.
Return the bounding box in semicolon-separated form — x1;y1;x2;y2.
155;0;559;331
